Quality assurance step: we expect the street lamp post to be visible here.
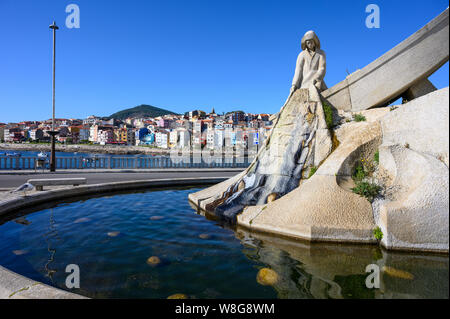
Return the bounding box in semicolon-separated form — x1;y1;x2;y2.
48;21;59;172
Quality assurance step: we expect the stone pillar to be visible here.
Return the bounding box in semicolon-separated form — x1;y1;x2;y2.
402;78;437;103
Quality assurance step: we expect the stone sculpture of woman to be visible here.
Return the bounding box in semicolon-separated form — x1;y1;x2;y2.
290;30;327;93
196;30;332;221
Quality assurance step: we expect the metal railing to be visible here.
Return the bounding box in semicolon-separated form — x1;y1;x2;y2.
0;156;251;170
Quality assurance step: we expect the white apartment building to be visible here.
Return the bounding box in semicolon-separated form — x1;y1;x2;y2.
206;129;215;149
89;125;97;142
155;131;169;149
179;130;190;148
214;120;224;130
224;122;233;129
3;129;13;142
97;129;114;145
29;129;44;141
134;118;146;128
193;120;203;134
169;130;178;148
83;115;100;126
215;129;225;149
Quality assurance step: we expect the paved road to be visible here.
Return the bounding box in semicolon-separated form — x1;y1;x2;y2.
0;170;239;189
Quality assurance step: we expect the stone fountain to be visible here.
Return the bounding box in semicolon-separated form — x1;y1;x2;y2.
189;8;449;253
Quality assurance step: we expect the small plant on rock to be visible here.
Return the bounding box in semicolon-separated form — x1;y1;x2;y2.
353;114;366;122
373;227;383;241
374;150;379;164
351;156;381;202
353;162;367;182
351;181;381;202
352;157;375;182
362;158;375;175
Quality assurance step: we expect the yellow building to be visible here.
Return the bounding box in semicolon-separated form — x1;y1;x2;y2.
114;127;128;144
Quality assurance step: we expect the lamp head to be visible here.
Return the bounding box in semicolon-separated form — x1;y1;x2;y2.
49;21;59;30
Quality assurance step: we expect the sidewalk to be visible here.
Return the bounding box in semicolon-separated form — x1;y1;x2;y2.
0;167;245;175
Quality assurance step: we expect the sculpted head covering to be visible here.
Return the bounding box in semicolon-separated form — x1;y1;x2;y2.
301;30;320;50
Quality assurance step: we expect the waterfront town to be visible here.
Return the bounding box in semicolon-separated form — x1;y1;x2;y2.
0;109;273;151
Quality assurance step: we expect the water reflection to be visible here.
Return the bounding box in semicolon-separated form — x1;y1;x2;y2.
233;228;449;299
43;208;59;282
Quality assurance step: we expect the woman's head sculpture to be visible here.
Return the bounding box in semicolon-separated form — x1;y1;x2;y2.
301;30;321;51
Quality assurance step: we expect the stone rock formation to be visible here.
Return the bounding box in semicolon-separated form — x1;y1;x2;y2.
201;87;332;221
190;87;449;252
374;87;449;252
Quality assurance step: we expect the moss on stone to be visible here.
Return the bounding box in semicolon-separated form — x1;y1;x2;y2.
308;166;318;178
322;100;334;129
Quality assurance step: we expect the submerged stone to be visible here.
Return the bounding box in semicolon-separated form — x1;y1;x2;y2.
150;216;164;221
382;266;414;280
146;256;161;266
167;293;188;299
12;250;28;256
256;268;279;286
74;217;91;224
14;217;31;226
107;231;120;237
198;233;211;239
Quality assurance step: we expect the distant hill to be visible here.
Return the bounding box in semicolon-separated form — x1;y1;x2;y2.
108;104;178;120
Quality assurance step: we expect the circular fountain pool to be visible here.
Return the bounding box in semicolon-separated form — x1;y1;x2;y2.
0;187;448;299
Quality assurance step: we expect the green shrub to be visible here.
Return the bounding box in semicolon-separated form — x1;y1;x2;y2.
352;162;367;182
351;182;381;202
352;157;376;182
353;114;366;122
373;227;383;241
374;151;379;164
308;166;318;178
322;101;334;129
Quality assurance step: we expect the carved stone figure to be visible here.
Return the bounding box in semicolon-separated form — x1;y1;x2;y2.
192;31;333;221
291;30;327;93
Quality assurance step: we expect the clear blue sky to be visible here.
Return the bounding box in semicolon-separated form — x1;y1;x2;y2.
0;0;448;123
